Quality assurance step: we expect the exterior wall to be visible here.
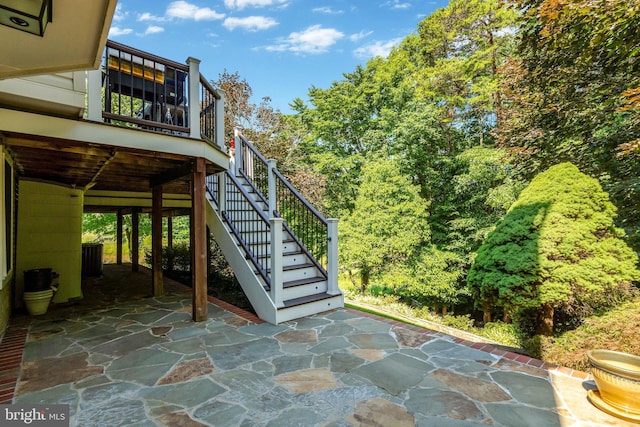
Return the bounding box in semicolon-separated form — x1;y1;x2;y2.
0;283;10;336
16;181;83;307
0;148;14;336
0;72;86;118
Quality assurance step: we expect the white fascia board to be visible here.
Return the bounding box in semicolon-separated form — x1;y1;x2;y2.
0;109;230;170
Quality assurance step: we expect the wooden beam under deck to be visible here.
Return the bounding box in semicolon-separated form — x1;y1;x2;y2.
152;185;164;297
191;157;207;322
131;208;140;272
116;209;123;265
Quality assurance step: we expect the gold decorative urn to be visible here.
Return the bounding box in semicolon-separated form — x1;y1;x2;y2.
587;349;640;423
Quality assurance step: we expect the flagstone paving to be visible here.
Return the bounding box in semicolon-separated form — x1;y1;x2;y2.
1;265;636;426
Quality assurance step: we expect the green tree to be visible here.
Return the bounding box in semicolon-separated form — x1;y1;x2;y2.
400;246;468;315
82;213;118;240
340;158;430;294
496;0;640;248
444;146;522;257
416;0;518;139
468;163;639;335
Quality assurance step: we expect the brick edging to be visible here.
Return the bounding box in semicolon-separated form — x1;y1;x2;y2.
0;318;29;404
344;307;590;381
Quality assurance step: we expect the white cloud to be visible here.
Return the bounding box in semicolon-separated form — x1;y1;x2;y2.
166;1;225;21
109;27;134;37
113;4;128;22
138;12;166;22
350;30;373;42
143;25;165;35
312;7;343;14
223;16;278;31
354;37;403;59
266;25;344;54
224;0;288;10
386;0;411;9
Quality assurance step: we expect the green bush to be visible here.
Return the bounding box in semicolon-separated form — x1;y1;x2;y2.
479;322;526;349
440;313;475;331
468;162;640;335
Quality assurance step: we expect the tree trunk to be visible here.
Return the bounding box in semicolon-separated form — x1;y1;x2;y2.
124;227;132;262
349;271;358;288
488;28;503;127
442;306;448;316
482;301;492;324
503;312;512;324
536;303;554;336
360;270;370;295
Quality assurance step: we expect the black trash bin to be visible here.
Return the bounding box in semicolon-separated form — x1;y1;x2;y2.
24;268;53;292
82;243;104;277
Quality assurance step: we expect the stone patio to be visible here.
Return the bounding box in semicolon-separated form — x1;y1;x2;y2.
0;265;634;426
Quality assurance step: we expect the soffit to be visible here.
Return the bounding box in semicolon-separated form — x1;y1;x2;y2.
0;0;117;79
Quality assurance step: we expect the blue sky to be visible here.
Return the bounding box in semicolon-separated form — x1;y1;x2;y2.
108;1;446;113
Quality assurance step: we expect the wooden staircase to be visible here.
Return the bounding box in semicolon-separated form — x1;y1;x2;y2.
205;133;342;324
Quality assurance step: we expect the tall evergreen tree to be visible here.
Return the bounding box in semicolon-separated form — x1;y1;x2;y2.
468;163;639;335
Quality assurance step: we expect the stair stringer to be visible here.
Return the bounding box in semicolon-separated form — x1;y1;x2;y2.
205;196;278;324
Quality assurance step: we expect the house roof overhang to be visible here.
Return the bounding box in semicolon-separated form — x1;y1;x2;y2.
0;0;117;79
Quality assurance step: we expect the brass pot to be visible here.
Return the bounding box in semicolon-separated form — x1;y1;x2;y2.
587;349;640;422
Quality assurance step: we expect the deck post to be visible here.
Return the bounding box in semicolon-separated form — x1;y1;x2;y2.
267;159;277;217
270;217;284;308
86;70;102;122
218;171;226;214
131;208;140;272
152;185;164;296
327;218;340;295
191;157;208;321
215;92;225;151
167;216;174;273
234;127;242;176
116;209;123;265
186;57;201;140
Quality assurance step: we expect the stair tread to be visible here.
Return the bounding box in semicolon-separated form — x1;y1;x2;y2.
283;263;315;271
280;292;340;309
257;263;316;275
283;276;326;288
257;250;302;259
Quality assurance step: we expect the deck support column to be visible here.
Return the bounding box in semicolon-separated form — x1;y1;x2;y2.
152;185;164;296
167;216;174;273
131;208;140;272
116;209;123;265
327;218;340;295
186;57;201;140
191;157;208;321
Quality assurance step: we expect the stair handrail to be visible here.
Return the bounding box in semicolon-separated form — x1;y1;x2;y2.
272;168;329;277
235;133;329;276
206;170;272;288
228;131;339;297
236;134;269;201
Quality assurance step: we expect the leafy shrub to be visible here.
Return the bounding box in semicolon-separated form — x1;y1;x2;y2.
440;314;475;331
479;322;526;348
469;162;640;335
528;294;640;371
369;284;396;297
